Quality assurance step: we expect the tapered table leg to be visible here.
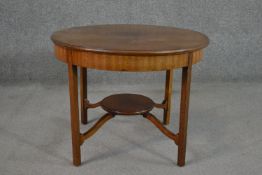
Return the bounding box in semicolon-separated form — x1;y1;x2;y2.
177;53;193;166
68;64;81;166
163;69;174;125
80;67;88;124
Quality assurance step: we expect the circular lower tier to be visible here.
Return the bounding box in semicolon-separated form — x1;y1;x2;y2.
101;94;154;115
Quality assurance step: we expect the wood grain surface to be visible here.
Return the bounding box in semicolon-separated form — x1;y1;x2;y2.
52;24;208;71
51;24;208;55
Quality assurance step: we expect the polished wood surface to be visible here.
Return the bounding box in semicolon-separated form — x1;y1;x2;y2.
52;24;208;71
51;24;209;167
163;70;174;125
68;64;81;166
101;94;154;115
80;68;87;124
51;24;209;55
177;53;193;166
54;46;203;71
143;113;178;144
80;113;114;145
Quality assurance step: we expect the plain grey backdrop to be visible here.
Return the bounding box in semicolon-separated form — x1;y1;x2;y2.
1;1;262;175
0;0;261;83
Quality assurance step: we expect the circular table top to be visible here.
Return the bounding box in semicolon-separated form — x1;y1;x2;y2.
51;24;209;55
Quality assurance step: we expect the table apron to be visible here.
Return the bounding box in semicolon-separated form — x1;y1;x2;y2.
54;45;203;71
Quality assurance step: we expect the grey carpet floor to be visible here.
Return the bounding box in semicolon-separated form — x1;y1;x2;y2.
0;82;261;175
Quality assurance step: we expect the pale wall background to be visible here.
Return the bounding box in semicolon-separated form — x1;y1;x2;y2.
1;0;262;84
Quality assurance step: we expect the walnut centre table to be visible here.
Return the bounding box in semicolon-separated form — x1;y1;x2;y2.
51;24;209;167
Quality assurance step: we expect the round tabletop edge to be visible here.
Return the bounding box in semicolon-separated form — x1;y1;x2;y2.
51;24;209;56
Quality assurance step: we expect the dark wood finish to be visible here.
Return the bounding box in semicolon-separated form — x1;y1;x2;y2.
80;68;87;124
101;94;154;115
80;113;114;144
154;102;167;109
177;53;193;167
163;70;174;125
52;24;207;72
143;113;178;144
51;24;209;55
68;64;81;166
51;24;209;167
54;46;203;71
84;99;101;109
